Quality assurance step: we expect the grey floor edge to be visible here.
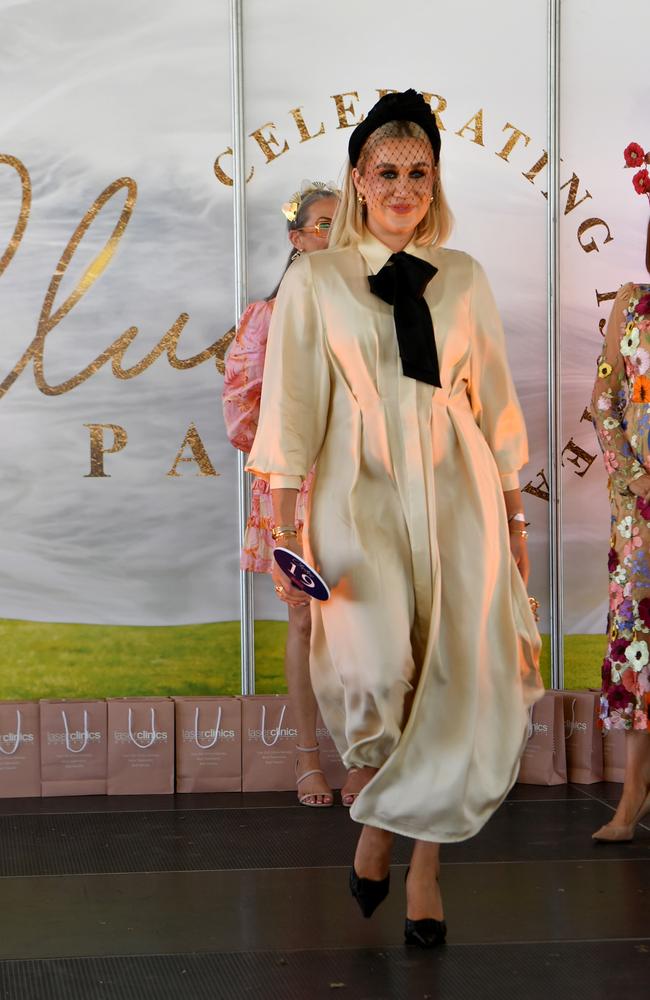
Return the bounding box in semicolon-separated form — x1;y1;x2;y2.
0;941;648;1000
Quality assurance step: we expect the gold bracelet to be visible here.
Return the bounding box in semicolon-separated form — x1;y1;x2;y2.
271;525;297;541
511;528;528;539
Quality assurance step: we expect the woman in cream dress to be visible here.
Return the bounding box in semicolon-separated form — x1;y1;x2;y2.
247;90;543;947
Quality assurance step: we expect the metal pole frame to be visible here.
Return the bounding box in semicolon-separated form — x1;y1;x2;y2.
229;0;256;695
547;0;564;689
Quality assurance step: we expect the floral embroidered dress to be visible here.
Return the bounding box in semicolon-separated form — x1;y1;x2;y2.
222;299;311;573
591;282;650;731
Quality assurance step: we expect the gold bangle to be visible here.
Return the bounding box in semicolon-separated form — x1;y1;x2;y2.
271;525;297;541
511;528;528;539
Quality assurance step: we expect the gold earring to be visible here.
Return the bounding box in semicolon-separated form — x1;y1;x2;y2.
357;193;366;206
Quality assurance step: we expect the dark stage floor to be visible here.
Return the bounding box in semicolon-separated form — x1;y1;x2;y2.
0;782;648;999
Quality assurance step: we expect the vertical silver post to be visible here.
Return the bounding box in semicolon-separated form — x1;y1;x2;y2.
229;0;255;694
547;0;564;689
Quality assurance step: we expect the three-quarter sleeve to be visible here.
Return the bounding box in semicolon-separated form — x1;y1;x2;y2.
222;299;274;453
468;258;528;490
590;283;644;494
246;254;330;483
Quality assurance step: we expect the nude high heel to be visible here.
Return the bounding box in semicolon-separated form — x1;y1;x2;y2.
592;788;650;842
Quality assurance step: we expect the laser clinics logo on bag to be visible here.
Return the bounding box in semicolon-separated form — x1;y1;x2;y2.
564;720;588;733
182;728;236;742
46;730;101;745
1;731;35;745
113;730;168;743
247;726;297;742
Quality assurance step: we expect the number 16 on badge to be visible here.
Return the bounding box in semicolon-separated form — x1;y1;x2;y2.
273;548;330;602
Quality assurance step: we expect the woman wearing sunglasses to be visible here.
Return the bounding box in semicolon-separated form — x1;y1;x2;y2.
223;181;360;807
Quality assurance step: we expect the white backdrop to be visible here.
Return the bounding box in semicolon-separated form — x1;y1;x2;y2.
0;0;238;624
0;0;647;632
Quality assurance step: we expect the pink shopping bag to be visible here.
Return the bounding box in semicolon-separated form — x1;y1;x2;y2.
107;697;175;795
240;695;298;792
0;701;41;798
40;699;107;796
175;697;241;792
517;690;567;785
561;689;603;784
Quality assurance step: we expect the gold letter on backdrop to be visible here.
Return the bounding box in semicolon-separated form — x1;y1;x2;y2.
288;107;325;143
0;176;138;400
249;122;289;163
0;154;32;278
560;172;592;215
496;123;531;161
421;94;447;131
522;469;550;502
84;423;128;478
213;146;255;186
522;150;548;186
167;423;218;478
455;109;484;146
331;92;365;129
577;217;614;253
562;438;596;477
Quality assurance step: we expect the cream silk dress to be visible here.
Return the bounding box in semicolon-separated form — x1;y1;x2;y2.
247;232;544;842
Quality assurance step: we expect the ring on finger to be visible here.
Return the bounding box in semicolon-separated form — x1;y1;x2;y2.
274;584;285;595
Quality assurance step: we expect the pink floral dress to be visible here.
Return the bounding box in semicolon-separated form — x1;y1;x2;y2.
222;299;311;573
591;282;650;731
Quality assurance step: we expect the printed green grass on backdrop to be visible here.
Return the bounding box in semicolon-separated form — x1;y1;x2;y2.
0;619;605;699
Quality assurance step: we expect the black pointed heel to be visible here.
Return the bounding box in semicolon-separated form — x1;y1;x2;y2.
349;865;390;918
404;917;447;948
404;867;447;948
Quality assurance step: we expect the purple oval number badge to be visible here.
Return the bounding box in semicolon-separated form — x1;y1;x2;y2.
273;547;330;601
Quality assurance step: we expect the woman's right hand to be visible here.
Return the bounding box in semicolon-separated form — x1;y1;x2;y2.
271;534;311;608
629;474;650;499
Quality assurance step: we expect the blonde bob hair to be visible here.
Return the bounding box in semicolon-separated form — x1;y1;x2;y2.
329;120;453;250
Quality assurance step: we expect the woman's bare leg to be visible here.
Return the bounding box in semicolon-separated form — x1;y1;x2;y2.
603;731;650;829
353;820;394;880
406;841;444;920
286;603;332;805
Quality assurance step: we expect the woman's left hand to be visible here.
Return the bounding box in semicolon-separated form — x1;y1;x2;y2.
510;529;529;586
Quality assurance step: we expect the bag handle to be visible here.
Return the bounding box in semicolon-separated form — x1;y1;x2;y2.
62;709;89;754
261;703;287;747
194;705;222;749
128;707;158;749
0;709;21;756
564;698;577;741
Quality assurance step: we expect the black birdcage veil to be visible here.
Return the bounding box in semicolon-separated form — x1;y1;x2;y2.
353;122;438;236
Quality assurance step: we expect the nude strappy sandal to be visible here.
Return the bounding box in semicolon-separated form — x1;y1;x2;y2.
295;744;333;807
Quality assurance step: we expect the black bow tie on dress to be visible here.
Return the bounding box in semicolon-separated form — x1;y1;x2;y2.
368;251;441;388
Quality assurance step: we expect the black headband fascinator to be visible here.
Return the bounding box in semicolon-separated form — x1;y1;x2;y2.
348;89;441;167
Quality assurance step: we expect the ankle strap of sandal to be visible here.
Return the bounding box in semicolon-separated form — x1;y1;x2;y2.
296;767;325;784
296;744;319;753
